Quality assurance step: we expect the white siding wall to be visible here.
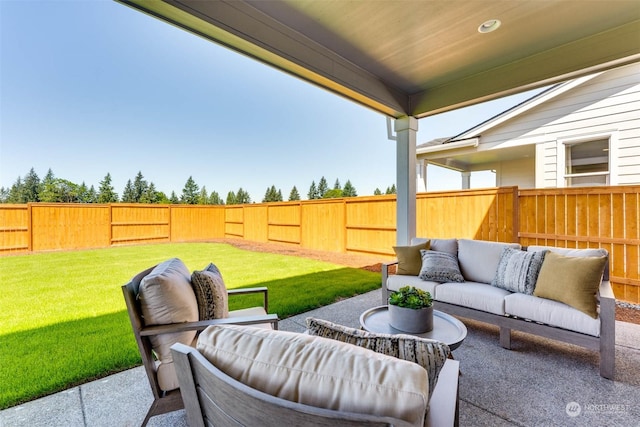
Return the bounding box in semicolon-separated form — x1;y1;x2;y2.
496;157;535;188
480;62;640;188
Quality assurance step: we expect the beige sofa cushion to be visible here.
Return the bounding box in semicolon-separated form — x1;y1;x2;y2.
197;325;429;426
457;239;521;284
138;258;198;391
412;237;458;255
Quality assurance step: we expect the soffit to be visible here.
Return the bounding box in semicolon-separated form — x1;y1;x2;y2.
117;0;640;118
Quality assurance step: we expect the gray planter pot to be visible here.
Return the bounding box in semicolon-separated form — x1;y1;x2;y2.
388;304;434;333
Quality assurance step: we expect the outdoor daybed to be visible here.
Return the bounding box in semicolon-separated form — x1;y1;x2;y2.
382;238;615;379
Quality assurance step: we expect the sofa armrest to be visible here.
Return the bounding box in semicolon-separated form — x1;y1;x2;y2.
598;280;615;379
381;261;398;304
598;280;615;300
228;286;269;312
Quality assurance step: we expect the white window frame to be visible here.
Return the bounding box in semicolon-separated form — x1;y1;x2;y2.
556;131;618;187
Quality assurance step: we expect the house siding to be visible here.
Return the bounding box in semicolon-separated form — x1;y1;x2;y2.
497;158;535;188
480;62;640;188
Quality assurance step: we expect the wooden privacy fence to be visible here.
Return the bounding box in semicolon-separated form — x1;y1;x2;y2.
1;186;638;303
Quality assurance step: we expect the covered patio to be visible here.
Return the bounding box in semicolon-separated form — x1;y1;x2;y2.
3;288;639;426
116;0;640;245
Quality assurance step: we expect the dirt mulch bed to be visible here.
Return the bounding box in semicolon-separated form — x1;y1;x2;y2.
215;238;640;325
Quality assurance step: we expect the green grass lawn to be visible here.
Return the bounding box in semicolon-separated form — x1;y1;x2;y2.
0;242;380;409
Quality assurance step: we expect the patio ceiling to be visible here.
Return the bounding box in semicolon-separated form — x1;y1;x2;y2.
118;0;640;119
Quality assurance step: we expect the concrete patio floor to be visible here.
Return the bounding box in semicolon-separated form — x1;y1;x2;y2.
2;288;639;426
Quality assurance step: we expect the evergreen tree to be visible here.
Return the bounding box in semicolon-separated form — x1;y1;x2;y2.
140;182;159;203
23;168;41;202
385;184;397;194
77;182;90;203
133;171;148;202
87;185;98;203
288;186;300;201
7;177;24;203
121;180;135;203
181;176;200;204
343;180;357;197
226;191;237;205
333;178;341;190
235;188;251;204
307;181;318;200
317;176;328;198
39;169;58;202
198;186;209;205
374;188;382;195
0;187;9;203
169;191;180;204
262;185;282;202
97;173;118;203
208;191;223;205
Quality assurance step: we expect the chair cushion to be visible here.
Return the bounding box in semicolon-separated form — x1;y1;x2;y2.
191;263;229;320
492;247;547;294
419;250;464;283
197;325;430;426
137;258;198;391
457;239;521;284
394;241;430;275
533;251;607;318
305;317;450;401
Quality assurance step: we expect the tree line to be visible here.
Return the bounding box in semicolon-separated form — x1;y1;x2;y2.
0;168;397;205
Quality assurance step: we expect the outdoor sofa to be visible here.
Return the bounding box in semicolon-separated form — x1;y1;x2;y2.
382;238;615;379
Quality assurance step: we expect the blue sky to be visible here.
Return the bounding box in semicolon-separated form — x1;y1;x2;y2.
1;0;544;201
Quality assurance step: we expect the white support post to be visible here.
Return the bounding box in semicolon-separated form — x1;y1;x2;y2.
417;160;427;193
461;171;471;189
395;117;418;246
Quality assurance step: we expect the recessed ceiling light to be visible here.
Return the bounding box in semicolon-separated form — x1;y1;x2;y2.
478;19;501;33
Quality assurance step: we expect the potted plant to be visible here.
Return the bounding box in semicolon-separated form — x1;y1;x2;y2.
388;286;434;333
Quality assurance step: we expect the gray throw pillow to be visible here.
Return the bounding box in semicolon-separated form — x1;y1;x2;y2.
492;248;548;294
419;250;464;283
305;317;450;401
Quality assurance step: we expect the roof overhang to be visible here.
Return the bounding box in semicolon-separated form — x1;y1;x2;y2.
116;0;640;119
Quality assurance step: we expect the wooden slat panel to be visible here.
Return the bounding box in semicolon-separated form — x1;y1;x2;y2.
244;205;268;243
31;204;111;250
171;205;225;242
300;200;344;252
0;205;30;253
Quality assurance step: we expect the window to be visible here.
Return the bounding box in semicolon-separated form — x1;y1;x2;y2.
561;137;610;187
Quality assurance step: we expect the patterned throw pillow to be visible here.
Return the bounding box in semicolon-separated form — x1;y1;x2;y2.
419;250;464;283
306;317;450;400
191;263;229;320
492;248;547;294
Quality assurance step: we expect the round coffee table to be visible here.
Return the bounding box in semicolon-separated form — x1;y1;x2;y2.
359;305;467;350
